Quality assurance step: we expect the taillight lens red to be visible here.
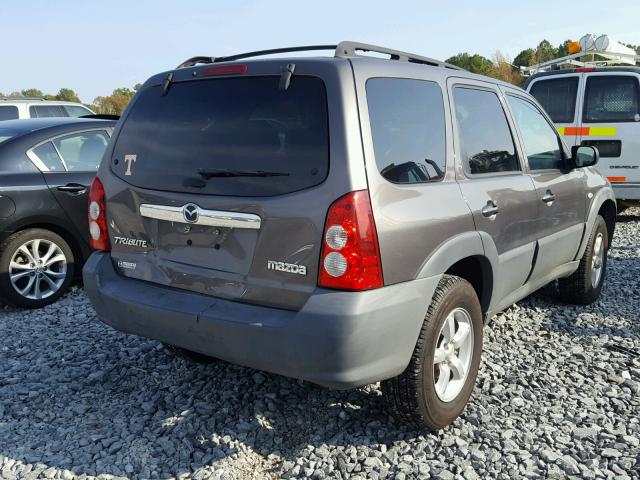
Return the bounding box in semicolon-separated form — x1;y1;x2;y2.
575;67;595;72
88;177;110;251
318;190;383;291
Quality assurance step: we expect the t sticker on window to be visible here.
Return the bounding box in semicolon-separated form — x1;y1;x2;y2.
124;154;137;176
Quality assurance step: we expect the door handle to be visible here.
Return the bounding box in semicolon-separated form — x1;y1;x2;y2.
542;190;556;205
57;183;87;194
481;201;499;218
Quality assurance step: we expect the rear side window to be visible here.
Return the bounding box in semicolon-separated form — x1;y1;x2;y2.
366;78;446;183
583;76;640;122
529;77;578;123
32;142;66;171
112;76;329;197
453;87;519;175
53;130;109;171
0;106;19;121
64;105;93;117
29;105;69;118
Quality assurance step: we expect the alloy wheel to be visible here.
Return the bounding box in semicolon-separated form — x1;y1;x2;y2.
433;307;474;402
9;239;67;300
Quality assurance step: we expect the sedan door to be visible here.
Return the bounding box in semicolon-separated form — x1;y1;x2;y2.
27;129;111;247
504;91;587;281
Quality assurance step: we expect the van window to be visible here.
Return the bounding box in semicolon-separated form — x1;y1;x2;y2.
64;105;93;117
112;76;329;197
30;105;69;118
0;106;19;121
453;87;519;175
366;78;446;183
583;76;640;122
529;77;578;123
507;95;563;170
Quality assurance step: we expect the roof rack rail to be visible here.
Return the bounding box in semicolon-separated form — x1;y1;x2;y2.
176;41;462;71
0;96;45;101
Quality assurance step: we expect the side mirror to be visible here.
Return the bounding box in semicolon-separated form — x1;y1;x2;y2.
571;145;599;168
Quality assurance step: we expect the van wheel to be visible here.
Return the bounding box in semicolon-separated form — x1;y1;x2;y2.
382;275;483;430
558;215;608;305
0;229;74;309
162;343;217;364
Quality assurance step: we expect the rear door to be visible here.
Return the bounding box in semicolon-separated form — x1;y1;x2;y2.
28;129;111;244
504;91;587;280
528;74;581;147
449;79;539;303
579;72;640;199
103;61;362;311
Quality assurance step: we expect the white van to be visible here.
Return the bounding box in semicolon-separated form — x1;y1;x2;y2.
523;35;640;207
0;97;94;121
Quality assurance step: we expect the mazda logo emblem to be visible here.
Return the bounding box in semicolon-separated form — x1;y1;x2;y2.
183;204;199;224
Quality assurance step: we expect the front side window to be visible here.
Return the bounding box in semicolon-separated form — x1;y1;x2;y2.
53;130;109;171
529;77;579;123
453;87;519;175
29;105;69;118
32;142;66;171
366;78;446;184
0;106;19;121
583;75;640;122
507;95;563;170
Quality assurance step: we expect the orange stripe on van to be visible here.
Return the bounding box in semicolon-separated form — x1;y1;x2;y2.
563;127;590;136
607;176;626;183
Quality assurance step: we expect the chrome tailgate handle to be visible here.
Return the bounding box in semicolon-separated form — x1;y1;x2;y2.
139;203;261;229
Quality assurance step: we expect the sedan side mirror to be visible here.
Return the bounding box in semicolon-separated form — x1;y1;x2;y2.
571;145;599;168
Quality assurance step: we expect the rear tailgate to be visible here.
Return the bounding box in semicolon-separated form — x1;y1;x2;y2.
101;59;366;310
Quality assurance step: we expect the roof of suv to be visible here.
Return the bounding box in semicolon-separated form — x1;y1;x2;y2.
0;97;84;105
168;41;523;93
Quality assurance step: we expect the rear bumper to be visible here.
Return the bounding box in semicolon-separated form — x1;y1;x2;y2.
83;252;439;389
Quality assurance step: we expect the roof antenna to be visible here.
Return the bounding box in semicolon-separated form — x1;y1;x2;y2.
279;64;295;91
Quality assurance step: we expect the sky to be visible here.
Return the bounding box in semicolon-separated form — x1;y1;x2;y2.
2;0;640;103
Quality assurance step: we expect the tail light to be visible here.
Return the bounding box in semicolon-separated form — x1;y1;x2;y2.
318;190;383;291
88;177;110;251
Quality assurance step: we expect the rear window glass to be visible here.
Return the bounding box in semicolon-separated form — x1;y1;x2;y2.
30;105;69;118
112;76;329;196
529;77;578;123
0;106;19;121
64;105;93;117
366;78;446;184
583;76;640;123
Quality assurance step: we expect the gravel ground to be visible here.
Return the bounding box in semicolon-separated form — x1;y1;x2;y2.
1;209;639;480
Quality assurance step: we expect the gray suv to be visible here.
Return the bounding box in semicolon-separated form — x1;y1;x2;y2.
83;42;616;430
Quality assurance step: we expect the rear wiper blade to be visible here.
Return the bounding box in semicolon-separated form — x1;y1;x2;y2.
198;168;290;179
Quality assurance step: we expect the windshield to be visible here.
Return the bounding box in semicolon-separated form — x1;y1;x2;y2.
112;75;329;196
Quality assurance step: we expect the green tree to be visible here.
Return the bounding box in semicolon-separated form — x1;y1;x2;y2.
513;48;535;67
55;88;80;102
92;86;138;115
21;88;44;98
445;52;495;76
533;40;558;64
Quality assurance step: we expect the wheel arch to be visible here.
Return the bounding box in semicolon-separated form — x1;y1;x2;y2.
417;231;495;315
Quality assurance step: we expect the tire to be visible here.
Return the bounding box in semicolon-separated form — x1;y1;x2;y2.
0;229;75;309
382;275;483;430
162;343;218;364
558;215;608;305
